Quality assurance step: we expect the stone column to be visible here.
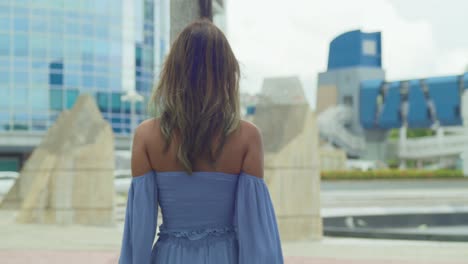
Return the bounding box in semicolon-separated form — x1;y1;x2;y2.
170;0;213;43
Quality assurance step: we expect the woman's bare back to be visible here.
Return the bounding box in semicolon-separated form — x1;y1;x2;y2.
131;118;264;178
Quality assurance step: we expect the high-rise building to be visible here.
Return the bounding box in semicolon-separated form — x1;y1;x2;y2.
0;0;170;171
316;30;385;158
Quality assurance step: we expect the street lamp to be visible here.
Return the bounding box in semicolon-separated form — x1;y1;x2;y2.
121;89;144;149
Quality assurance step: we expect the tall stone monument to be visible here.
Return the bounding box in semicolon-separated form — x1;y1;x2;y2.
253;77;323;240
0;95;115;225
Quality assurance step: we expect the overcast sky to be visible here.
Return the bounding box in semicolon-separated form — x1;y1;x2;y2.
226;0;468;108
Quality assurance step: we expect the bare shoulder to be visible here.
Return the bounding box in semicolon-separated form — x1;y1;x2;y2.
239;120;262;142
135;117;160;138
131;118;159;177
239;120;264;178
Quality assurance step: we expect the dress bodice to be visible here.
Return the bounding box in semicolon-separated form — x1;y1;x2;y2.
156;171;238;232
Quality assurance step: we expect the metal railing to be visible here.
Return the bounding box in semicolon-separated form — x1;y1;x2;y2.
399;133;468;159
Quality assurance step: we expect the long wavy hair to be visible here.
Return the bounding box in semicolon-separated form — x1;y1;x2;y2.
149;19;241;174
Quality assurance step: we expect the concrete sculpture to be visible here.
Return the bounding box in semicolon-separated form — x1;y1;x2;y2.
252;77;322;240
0;95;115;225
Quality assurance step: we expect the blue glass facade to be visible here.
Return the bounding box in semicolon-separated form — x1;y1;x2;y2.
0;0;169;134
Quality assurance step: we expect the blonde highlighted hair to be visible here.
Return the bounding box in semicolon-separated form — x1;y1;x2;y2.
149;19;241;174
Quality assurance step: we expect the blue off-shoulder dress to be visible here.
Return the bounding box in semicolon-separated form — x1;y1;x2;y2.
118;170;283;264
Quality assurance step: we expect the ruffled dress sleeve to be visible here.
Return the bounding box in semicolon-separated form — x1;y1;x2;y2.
119;170;158;264
235;172;284;263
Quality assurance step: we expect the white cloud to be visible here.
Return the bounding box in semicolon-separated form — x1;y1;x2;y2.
226;0;468;107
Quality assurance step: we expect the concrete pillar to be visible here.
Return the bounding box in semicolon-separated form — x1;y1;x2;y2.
252;103;322;241
170;0;213;43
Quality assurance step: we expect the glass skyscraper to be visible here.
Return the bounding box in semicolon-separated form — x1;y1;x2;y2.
0;0;169;135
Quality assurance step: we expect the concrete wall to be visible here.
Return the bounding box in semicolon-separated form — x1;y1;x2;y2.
316;85;338;114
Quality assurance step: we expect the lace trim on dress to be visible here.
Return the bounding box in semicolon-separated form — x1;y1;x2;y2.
158;226;236;241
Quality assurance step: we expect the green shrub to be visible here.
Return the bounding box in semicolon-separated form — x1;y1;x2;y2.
321;169;464;180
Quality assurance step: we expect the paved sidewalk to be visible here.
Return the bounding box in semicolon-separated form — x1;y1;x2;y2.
2;178;468;264
1;251;467;264
1;211;468;264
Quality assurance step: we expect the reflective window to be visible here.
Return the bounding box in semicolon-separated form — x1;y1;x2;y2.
31;16;48;32
94;0;109;14
82;23;94;36
64;37;80;59
50;20;63;33
13;57;28;70
82;74;93;87
49;73;63;85
50;0;65;9
49;39;64;59
65;21;80;35
0;57;9;68
66;89;79;109
13;88;28;108
109;26;121;40
31;8;48;16
96;92;109;111
81;0;93;12
111;92;122;112
32;60;48;70
0;71;9;84
95;40;108;56
94;64;109;74
14;71;28;84
13;0;29;7
66;1;81;11
13;112;29;130
109;76;121;91
0;112;10;131
64;74;80;87
95;76;108;89
0;33;9;55
31;71;48;84
82;63;93;72
81;38;93;54
49;89;63;110
31;113;48;131
14;17;28;32
0;17;10;32
0;6;10;17
49;61;63;71
30;88;48;111
30;35;48;57
95;25;109;39
0;87;10;109
65;61;80;72
13;7;28;17
14;34;28;57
